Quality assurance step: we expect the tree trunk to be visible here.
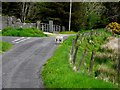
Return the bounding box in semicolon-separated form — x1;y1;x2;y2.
21;2;30;23
21;2;25;22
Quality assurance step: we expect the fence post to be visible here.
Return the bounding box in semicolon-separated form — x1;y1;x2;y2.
47;24;49;32
70;39;75;55
42;24;44;31
89;50;95;75
77;49;87;71
59;26;61;32
52;25;54;32
49;20;53;32
75;31;80;45
44;24;46;32
72;45;79;65
62;26;65;31
57;25;59;32
71;32;80;65
36;21;40;30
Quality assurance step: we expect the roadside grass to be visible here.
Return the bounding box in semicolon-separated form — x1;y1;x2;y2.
2;27;47;37
41;29;117;88
0;31;2;36
0;41;12;53
59;31;77;34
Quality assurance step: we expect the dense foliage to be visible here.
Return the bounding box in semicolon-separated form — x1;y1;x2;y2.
2;2;120;31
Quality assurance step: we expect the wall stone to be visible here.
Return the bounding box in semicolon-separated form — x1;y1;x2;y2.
1;16;65;32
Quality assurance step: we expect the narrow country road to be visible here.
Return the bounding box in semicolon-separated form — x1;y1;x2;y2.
1;36;61;88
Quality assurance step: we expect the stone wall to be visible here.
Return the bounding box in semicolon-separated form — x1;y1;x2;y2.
1;16;65;32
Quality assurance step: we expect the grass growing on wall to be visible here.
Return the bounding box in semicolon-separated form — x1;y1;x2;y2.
2;27;47;37
0;41;12;53
41;29;117;88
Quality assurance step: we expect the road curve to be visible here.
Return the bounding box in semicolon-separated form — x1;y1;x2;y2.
2;36;58;88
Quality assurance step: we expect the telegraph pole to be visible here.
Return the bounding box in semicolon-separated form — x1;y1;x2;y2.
69;0;72;31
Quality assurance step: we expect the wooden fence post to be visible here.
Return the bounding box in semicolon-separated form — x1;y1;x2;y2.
71;32;80;64
77;49;87;71
74;31;80;45
70;39;75;55
72;45;79;65
89;50;95;75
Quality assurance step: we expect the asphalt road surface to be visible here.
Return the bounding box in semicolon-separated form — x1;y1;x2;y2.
1;35;70;88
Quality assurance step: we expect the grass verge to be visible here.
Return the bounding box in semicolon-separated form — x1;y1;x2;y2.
2;27;47;37
41;29;117;88
0;41;12;53
59;31;77;34
0;32;2;36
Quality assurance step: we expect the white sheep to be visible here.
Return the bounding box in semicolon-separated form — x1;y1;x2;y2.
55;35;63;43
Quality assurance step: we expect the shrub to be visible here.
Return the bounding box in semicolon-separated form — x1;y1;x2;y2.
106;22;120;35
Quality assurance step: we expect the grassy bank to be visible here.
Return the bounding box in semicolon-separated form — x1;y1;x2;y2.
59;31;77;34
0;32;2;36
0;41;12;53
41;29;118;88
2;27;47;37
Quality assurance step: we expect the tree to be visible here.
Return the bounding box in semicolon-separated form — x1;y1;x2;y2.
2;2;120;31
19;2;35;22
36;2;87;31
36;2;70;29
103;2;120;23
76;2;105;30
2;2;36;22
2;2;21;18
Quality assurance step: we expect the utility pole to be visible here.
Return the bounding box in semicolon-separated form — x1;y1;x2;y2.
69;0;72;31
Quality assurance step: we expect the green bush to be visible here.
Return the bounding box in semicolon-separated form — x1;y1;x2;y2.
106;22;120;35
2;27;47;37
